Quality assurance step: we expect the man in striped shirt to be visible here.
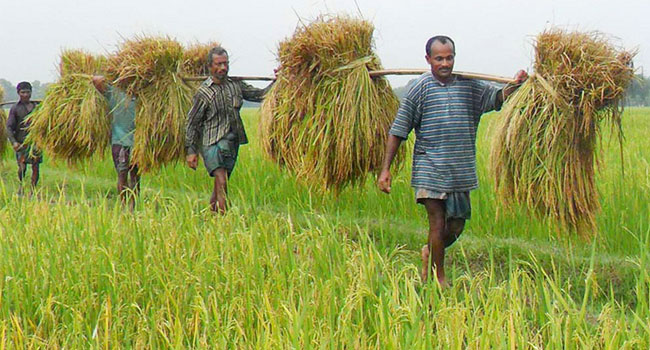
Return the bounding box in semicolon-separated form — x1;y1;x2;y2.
185;46;273;213
378;36;528;286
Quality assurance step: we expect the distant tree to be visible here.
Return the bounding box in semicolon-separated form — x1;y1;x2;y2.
392;78;417;100
625;74;650;106
0;78;51;103
30;80;50;100
1;79;18;102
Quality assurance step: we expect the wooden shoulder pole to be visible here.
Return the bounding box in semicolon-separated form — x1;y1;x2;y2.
182;69;516;84
1;100;42;107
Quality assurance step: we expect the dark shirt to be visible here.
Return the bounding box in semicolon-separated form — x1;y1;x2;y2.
185;77;271;155
6;101;38;144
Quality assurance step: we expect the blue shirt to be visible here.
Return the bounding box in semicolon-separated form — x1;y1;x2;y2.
389;73;501;192
105;86;136;147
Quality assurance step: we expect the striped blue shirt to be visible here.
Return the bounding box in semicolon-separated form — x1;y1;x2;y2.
389;73;502;192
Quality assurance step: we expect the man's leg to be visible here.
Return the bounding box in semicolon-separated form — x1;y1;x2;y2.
444;218;465;248
126;165;140;210
421;218;466;278
31;161;40;186
421;199;447;285
17;157;27;195
30;163;40;196
210;168;228;213
128;166;141;196
117;169;129;204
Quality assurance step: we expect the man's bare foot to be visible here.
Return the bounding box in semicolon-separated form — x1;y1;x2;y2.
421;245;450;288
420;245;429;282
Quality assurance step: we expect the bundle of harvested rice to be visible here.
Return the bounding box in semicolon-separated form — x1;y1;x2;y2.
0;85;7;154
261;16;403;190
490;29;635;234
26;50;110;162
131;74;192;173
59;49;107;76
107;36;193;173
183;41;220;76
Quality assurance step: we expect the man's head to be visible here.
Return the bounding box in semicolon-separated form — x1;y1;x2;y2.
16;81;32;102
207;46;229;81
425;36;455;83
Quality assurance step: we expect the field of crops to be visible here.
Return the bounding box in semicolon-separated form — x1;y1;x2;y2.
0;107;648;348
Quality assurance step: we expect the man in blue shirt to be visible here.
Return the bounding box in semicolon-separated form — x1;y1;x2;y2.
378;36;528;285
92;76;139;209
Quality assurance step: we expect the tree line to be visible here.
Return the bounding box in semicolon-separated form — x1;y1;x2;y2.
1;79;49;102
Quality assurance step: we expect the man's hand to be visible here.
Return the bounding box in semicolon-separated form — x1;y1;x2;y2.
12;142;21;152
91;75;107;94
513;70;528;84
377;169;392;194
501;70;530;102
186;154;198;170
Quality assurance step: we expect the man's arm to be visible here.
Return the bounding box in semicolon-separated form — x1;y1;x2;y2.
6;105;20;148
377;135;404;193
240;80;274;103
377;81;422;193
185;94;207;169
497;70;529;104
91;76;107;94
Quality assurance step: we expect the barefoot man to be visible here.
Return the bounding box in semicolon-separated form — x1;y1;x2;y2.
6;82;41;195
185;46;273;213
92;76;140;209
378;36;528;285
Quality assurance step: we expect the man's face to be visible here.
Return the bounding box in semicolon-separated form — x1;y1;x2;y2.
18;89;32;102
426;41;455;82
209;54;229;81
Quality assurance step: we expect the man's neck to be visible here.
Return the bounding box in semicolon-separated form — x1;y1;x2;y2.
431;71;453;85
211;75;226;85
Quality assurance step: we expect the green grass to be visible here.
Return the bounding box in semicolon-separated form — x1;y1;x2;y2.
0;107;648;348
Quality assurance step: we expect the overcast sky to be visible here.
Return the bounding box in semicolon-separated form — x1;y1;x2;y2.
1;0;648;87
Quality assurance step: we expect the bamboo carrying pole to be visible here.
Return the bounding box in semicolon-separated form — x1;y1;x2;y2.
0;100;42;107
0;70;514;106
182;69;517;84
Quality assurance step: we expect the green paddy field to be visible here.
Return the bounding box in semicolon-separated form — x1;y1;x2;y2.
0;107;648;348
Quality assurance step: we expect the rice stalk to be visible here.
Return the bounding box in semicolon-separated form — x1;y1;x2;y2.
131;74;193;173
106;36;184;96
491;29;635;234
59;49;107;76
183;41;220;76
25;51;110;163
107;36;193;172
260;16;403;191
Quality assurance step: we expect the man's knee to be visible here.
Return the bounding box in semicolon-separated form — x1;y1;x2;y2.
444;218;465;247
212;169;228;187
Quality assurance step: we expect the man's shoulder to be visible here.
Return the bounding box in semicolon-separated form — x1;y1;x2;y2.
196;79;216;97
414;72;434;86
456;76;490;90
8;101;31;114
405;73;433;98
